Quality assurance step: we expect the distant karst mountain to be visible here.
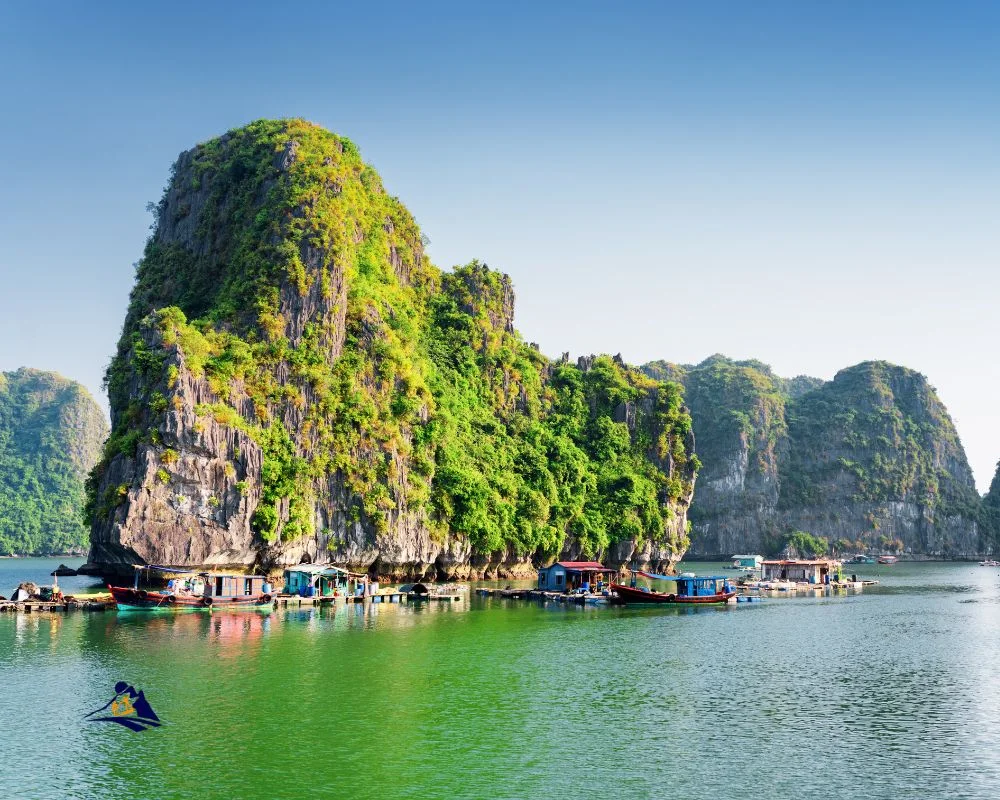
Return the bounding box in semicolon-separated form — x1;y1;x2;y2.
642;356;988;558
984;463;1000;542
0;368;108;555
84;119;698;578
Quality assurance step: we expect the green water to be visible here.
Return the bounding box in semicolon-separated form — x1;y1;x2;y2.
3;559;1000;799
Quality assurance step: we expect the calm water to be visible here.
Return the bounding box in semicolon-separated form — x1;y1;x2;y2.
3;559;1000;799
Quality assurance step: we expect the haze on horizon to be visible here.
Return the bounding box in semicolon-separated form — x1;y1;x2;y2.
0;1;997;491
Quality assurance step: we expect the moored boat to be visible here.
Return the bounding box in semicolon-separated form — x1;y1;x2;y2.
612;573;736;605
109;566;275;610
877;555;899;565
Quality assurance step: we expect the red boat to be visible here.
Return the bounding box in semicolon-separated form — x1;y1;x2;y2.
612;573;736;605
108;567;275;611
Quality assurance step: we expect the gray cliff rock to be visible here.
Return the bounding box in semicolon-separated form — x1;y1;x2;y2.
643;356;985;559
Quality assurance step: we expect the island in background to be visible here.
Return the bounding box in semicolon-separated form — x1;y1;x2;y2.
0;369;107;557
644;356;998;559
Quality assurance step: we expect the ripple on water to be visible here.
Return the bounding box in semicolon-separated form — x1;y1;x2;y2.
3;562;1000;797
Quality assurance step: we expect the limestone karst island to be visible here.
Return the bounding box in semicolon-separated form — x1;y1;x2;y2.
4;4;1000;796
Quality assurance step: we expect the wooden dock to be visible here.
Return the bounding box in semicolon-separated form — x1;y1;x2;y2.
475;588;610;604
0;599;111;613
409;593;463;602
275;592;407;606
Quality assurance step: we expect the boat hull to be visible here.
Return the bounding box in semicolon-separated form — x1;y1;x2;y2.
611;584;736;605
109;586;275;611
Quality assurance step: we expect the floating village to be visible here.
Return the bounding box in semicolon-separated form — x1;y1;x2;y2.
0;553;906;615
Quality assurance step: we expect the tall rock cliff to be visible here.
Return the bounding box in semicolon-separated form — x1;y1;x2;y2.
643;357;985;558
85;119;697;578
0;368;108;555
643;356;795;557
983;462;1000;542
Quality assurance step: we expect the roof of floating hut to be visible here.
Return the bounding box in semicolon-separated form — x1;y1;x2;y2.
552;561;615;572
762;559;841;566
284;564;358;576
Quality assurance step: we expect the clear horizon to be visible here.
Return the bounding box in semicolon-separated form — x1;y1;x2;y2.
0;1;997;490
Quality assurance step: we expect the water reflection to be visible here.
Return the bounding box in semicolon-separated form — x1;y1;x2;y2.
3;563;1000;797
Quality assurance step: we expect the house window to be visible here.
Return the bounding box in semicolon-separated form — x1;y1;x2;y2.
215;576;224;596
244;578;253;595
555;574;563;585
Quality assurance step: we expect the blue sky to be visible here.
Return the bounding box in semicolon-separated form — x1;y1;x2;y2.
1;1;998;489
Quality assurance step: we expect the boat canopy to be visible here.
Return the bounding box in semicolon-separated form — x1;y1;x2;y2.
639;571;726;582
637;570;676;581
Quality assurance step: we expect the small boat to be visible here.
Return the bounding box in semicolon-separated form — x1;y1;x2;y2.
849;554;876;564
877;555;899;565
109;566;275;610
979;560;1000;567
612;573;736;605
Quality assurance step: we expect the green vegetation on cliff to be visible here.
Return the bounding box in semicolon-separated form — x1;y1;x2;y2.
643;355;985;556
88;119;697;564
647;356;790;481
0;369;108;554
424;266;695;556
780;361;980;522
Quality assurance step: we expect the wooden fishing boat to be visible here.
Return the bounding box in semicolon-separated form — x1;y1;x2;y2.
109;566;275;610
612;573;736;605
877;555;899;565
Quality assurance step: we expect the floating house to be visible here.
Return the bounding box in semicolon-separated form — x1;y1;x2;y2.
730;554;763;570
282;565;361;598
761;559;841;584
537;561;616;592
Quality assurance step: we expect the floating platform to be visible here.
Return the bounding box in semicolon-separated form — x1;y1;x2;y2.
0;599;111;613
408;593;462;602
276;592;407;606
476;588;612;604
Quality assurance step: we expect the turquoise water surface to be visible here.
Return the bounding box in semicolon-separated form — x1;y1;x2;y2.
3;559;1000;798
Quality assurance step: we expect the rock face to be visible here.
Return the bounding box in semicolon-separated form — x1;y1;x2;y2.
85;119;697;579
983;463;1000;542
642;356;986;558
0;368;108;555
